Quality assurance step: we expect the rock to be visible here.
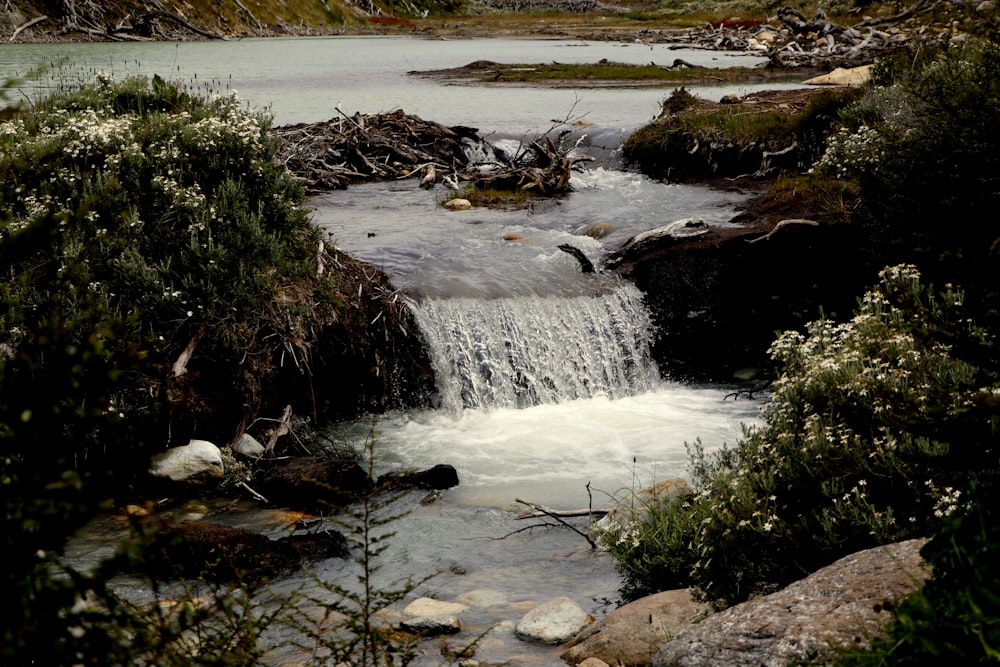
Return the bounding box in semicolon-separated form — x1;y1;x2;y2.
149;439;225;482
652;538;931;666
404;597;470;617
456;589;508;608
580;221;615;239
577;659;611;667
562;589;710;667
377;463;460;491
445;198;472;210
515;596;592;645
591;478;693;542
232;432;265;459
401;615;463;635
611;217;872;381
803;64;873;87
254;455;371;512
720;93;742;104
137;520;305;583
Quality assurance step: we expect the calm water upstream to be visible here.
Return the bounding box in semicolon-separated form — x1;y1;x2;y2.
12;36;782;664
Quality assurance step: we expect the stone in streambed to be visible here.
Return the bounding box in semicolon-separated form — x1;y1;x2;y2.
515;596;592;645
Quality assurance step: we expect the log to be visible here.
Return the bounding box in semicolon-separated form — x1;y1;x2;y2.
9;15;48;42
748;218;819;243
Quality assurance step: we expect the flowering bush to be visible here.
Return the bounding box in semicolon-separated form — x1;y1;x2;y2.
0;74;327;449
810;125;887;179
603;265;997;607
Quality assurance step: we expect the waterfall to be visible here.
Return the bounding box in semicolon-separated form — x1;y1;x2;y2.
410;283;660;411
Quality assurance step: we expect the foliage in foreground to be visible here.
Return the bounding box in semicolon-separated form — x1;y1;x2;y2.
599;265;998;607
0;73;356;662
832;482;1000;666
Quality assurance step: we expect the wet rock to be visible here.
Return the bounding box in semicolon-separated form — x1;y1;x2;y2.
254;455;371;512
404;597;470;617
445;198;473;210
562;589;709;667
378;463;460;491
580;221;615;239
401;615;463;635
149;439;224;482
515;596;592;645
652;539;931;666
136;520;347;584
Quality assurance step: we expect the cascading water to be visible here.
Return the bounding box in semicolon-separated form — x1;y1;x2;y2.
411;284;660;410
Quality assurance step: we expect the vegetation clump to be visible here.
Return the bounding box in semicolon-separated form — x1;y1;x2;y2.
622;86;863;181
0;73;431;662
599;265;996;606
604;21;1000;664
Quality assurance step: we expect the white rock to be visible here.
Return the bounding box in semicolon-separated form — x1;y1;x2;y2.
515;596;592;645
803;64;873;87
149;439;224;481
403;597;469;617
444;198;472;211
233;433;265;459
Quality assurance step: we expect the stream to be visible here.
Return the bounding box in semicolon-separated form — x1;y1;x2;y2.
6;36;783;665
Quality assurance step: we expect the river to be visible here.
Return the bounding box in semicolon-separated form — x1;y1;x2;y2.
7;36;778;665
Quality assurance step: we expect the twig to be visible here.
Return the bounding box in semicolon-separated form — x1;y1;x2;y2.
515;498;597;548
240;481;269;503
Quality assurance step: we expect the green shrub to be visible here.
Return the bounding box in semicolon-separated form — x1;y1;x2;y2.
834;482;1000;666
0;73;334;450
600;265;998;607
0;72;344;663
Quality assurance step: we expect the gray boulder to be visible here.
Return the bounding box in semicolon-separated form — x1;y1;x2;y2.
652;538;931;667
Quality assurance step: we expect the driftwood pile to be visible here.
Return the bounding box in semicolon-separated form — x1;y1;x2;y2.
11;0;227;41
628;0;971;70
273;109;592;195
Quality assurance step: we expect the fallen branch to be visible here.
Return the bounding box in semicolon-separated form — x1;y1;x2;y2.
10;15;47;41
748;218;820;243
515;498;598;548
516;506;609;519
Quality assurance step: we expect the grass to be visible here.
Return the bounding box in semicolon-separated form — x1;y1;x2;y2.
426;61;766;86
447;185;534;209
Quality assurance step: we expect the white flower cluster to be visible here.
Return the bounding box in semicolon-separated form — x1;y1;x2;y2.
811;125;886;179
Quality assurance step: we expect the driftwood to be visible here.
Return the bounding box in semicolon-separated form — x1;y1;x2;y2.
621;0;951;70
514;498;599;548
9;15;48;41
274;109;590;196
748;218;820;243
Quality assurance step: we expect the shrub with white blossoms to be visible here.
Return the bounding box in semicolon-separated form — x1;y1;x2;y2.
0;74;325;449
810;124;887;179
606;265;997;608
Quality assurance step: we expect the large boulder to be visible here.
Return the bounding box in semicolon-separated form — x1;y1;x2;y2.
254;455;372;512
136;520;349;584
562;589;710;667
149;439;225;482
590;478;693;544
652;538;931;666
610;220;874;381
